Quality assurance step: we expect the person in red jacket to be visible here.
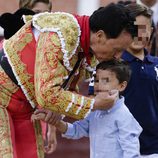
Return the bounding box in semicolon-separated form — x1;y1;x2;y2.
0;8;56;158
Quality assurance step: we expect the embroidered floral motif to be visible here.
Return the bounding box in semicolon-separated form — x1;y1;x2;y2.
33;121;44;158
3;12;95;120
1;19;44;158
0;108;13;158
0;66;18;107
4;22;38;108
22;15;33;24
33;12;81;71
35;32;94;119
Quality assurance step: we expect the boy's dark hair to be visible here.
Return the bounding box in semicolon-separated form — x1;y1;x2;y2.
89;3;137;39
125;3;154;48
96;59;131;83
125;3;153;20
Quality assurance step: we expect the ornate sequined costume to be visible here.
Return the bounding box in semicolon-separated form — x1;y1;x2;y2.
4;12;97;120
0;40;43;158
0;12;97;157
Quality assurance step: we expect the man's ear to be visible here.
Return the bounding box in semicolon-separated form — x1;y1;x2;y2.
96;30;107;43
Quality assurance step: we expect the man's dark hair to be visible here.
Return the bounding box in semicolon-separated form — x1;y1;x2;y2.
89;3;137;39
96;59;131;83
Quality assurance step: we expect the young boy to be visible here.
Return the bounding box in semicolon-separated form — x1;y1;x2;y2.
32;59;142;158
121;3;158;157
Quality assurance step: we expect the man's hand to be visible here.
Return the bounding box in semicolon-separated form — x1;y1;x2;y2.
93;90;118;110
44;125;57;154
34;109;62;125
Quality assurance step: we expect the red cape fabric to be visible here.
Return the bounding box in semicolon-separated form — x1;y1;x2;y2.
74;15;90;65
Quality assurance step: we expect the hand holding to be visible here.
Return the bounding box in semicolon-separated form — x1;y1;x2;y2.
94;89;119;110
34;109;62;125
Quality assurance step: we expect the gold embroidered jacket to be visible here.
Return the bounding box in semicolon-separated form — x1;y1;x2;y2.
4;12;96;120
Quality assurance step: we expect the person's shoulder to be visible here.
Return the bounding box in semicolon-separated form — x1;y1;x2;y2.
32;12;81;66
32;12;79;32
152;56;158;62
116;102;133;119
148;55;158;63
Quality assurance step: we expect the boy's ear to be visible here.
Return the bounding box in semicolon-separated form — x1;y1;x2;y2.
119;81;127;92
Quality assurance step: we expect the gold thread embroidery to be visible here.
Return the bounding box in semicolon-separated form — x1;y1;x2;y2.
0;108;13;158
33;13;79;58
4;22;38;107
35;32;93;119
33;121;44;158
0;66;18;107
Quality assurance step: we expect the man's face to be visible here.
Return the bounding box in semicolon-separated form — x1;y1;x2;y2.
129;15;152;51
90;31;133;62
94;69;124;95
